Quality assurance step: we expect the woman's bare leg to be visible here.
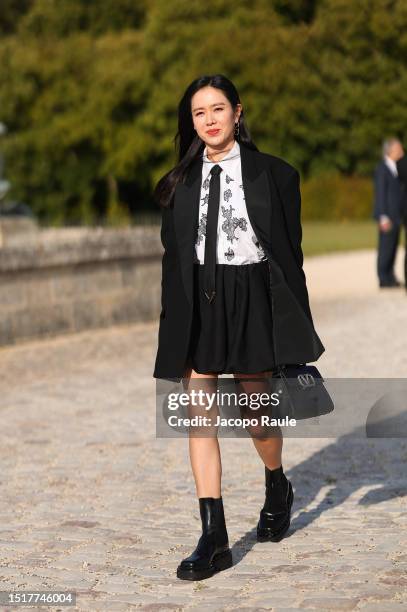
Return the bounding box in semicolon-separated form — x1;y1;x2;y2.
182;366;222;498
233;371;283;470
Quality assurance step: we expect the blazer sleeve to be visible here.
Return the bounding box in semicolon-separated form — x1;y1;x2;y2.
159;202;178;315
280;168;305;272
160;205;169;252
159;206;170;315
373;163;388;218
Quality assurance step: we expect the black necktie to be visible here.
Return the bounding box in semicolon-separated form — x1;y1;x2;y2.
204;164;223;303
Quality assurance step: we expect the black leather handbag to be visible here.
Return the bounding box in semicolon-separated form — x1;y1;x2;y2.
269;363;334;420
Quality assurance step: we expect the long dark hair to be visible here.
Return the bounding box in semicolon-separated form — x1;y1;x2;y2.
153;74;258;209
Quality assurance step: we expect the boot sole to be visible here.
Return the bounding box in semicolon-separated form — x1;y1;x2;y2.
257;483;294;543
176;548;233;581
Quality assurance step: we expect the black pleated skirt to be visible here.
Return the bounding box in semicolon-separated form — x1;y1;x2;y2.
186;260;276;375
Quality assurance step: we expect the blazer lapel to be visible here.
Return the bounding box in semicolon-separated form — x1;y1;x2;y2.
173;143;273;307
240;143;273;258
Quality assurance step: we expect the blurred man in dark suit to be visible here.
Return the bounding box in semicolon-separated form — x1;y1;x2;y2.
373;138;405;288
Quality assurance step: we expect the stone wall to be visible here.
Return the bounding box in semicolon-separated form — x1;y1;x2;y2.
0;226;163;346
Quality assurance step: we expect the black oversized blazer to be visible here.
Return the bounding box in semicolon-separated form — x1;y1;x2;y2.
153;142;325;382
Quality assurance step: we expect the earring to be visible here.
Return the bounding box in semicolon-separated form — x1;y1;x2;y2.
234;121;240;137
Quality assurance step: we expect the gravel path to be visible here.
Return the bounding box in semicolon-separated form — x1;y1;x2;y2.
0;248;406;611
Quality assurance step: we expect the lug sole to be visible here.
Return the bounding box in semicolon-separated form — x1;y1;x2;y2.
176;548;233;581
257;482;294;542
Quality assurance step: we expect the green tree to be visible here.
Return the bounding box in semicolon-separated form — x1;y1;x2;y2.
0;0;406;224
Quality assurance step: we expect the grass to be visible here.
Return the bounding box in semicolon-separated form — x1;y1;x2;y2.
301;220;384;257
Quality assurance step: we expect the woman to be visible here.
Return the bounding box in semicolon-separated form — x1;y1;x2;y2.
153;74;325;581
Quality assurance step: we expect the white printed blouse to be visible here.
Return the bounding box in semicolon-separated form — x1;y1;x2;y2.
194;139;267;265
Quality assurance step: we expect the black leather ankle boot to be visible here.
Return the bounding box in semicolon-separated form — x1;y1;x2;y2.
257;465;294;542
177;496;233;580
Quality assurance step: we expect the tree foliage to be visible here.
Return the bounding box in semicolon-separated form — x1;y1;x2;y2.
0;0;405;224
